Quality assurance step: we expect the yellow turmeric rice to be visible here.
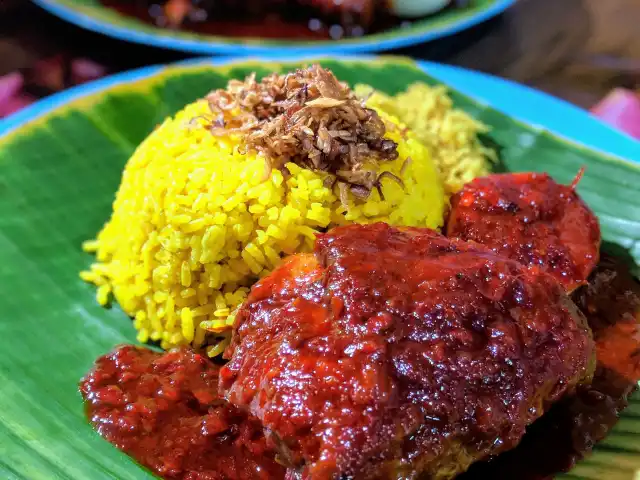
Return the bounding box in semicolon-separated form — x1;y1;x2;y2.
81;99;446;355
358;83;496;193
81;72;493;356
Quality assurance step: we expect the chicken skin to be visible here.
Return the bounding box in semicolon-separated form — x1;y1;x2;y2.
446;172;601;292
219;223;595;479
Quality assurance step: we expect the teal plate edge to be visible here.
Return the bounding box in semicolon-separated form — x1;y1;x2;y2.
1;55;639;163
32;0;516;55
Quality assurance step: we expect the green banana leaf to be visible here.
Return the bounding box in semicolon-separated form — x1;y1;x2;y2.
1;57;639;479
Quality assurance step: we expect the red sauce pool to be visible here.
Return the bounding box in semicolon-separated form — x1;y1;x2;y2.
79;347;286;479
79;254;640;479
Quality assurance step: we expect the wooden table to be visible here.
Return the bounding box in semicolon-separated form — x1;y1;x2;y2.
1;0;639;109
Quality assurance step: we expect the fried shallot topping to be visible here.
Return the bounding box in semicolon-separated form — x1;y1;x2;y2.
205;65;400;201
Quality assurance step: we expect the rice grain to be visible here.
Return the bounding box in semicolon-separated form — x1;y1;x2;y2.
82;92;448;354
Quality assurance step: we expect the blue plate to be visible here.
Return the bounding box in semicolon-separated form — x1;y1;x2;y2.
2;55;638;162
32;0;516;55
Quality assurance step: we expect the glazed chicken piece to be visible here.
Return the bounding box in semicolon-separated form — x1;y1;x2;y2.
219;223;595;479
446;172;601;292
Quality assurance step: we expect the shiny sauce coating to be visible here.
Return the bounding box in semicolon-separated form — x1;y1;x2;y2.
79;252;640;480
462;254;640;479
447;172;601;292
79;346;286;480
220;223;595;479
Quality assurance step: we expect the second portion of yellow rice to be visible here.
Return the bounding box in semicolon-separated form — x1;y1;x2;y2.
82;97;446;355
358;83;496;194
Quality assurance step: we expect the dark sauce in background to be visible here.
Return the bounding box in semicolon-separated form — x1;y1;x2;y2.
99;0;469;40
80;253;640;479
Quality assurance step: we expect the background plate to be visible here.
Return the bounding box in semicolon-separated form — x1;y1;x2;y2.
0;55;639;480
31;0;516;55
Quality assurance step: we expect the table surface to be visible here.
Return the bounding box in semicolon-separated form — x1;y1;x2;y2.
1;0;639;110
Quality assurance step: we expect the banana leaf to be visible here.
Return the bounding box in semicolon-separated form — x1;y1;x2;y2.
0;57;639;479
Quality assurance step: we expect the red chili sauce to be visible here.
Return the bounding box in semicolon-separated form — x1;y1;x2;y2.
79;346;286;479
79;256;639;480
447;172;601;292
461;253;640;479
219;223;594;478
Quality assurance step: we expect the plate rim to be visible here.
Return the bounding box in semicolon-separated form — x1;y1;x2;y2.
31;0;516;54
1;54;638;165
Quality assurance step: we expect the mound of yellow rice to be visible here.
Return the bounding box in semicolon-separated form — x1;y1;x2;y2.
81;95;447;355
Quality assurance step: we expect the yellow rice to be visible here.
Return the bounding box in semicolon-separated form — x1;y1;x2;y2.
81;94;447;355
357;83;496;193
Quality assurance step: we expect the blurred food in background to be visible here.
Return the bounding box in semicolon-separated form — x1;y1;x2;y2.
591;88;640;140
0;56;107;118
101;0;472;39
